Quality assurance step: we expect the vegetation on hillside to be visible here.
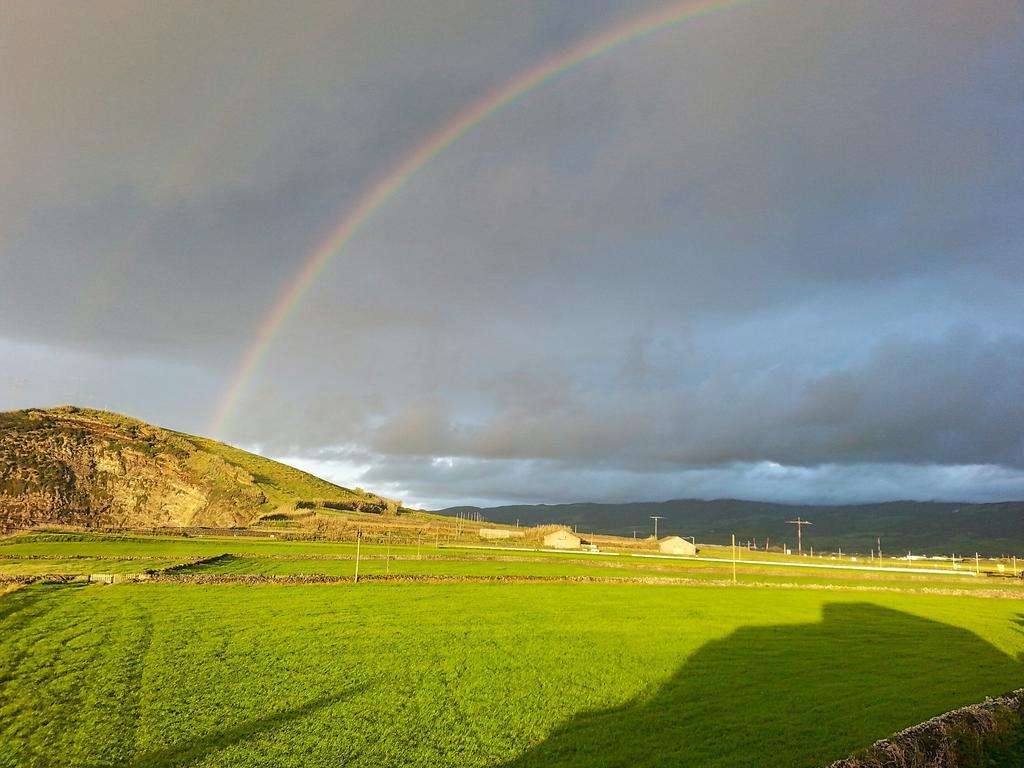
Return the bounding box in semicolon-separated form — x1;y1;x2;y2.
0;407;393;530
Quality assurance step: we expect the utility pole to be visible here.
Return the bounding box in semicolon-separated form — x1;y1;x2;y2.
786;517;813;555
732;533;737;584
877;537;882;561
650;516;665;540
975;553;980;574
354;530;362;584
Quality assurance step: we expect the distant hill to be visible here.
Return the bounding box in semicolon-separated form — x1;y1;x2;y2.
0;407;393;530
436;499;1024;555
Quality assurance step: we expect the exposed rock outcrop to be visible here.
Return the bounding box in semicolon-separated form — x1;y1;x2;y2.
0;408;264;529
0;407;389;530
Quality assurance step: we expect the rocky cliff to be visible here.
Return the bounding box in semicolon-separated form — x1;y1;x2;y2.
0;407;387;530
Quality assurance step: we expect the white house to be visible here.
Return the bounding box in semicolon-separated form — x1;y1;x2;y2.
658;535;696;556
542;528;582;550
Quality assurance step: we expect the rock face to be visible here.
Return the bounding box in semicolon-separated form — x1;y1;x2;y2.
1;408;268;529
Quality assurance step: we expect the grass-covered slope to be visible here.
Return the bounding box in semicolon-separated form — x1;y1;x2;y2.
0;406;390;529
180;433;391;513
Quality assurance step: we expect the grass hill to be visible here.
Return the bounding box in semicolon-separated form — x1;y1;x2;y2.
437;498;1024;556
0;406;393;530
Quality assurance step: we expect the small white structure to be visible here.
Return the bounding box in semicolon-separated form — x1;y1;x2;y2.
479;527;524;540
658;536;696;556
543;529;582;550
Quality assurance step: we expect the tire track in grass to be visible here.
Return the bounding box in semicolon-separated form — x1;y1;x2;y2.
0;584;118;765
99;598;155;766
0;585;74;766
128;686;365;768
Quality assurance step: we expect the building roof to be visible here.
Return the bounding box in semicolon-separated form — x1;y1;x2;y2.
544;528;581;540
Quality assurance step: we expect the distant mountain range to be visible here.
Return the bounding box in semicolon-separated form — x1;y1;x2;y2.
436;499;1024;555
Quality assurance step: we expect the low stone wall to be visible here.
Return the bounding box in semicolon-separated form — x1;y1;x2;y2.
0;553;160;561
142;573;717;586
81;573;153;584
0;573;154;586
828;689;1024;768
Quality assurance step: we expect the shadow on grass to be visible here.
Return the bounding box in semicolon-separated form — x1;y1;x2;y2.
130;686;363;768
503;603;1024;768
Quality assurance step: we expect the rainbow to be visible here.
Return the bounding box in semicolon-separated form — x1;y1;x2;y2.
209;0;752;436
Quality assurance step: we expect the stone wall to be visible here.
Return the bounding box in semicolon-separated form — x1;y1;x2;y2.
827;688;1024;768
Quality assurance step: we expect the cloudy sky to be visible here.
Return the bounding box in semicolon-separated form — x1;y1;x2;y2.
2;0;1022;508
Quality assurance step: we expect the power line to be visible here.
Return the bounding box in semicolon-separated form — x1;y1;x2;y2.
785;517;813;555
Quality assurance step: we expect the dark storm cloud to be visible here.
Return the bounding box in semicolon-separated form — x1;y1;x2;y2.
1;0;654;359
2;0;1022;505
264;327;1024;470
289;453;1024;510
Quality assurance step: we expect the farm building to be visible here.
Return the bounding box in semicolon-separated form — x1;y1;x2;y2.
658;536;697;556
543;529;582;550
479;527;524;540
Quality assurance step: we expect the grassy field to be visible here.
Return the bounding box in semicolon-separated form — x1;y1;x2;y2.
158;554;1024;593
1;581;1022;768
0;557;188;576
2;531;1023;767
3;532;1022;593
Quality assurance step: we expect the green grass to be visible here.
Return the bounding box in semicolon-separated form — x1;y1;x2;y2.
3;532;1022;593
0;558;186;576
163;554;1023;592
170;554;687;580
1;582;1021;768
0;533;370;559
180;433;376;512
